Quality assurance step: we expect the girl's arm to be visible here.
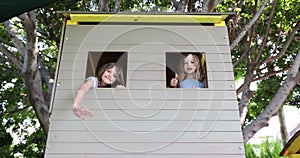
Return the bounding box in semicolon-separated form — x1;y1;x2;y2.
72;79;95;120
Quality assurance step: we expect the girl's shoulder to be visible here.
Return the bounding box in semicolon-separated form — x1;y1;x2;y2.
198;81;205;88
85;76;98;88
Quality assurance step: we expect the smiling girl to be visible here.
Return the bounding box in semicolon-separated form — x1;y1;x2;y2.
170;53;205;88
72;62;125;120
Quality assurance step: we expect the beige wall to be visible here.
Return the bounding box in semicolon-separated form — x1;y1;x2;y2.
45;24;245;157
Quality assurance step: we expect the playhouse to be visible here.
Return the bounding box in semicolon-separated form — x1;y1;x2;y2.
45;12;246;157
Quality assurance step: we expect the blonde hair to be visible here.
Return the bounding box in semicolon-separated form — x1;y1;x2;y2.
97;62;125;87
177;53;202;82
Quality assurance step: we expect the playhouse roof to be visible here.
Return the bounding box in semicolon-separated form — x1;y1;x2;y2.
280;130;300;156
60;12;234;26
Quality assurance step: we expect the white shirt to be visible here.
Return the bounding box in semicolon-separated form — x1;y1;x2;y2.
85;76;98;88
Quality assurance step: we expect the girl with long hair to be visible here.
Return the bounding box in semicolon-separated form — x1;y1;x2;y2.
72;62;125;120
170;53;205;88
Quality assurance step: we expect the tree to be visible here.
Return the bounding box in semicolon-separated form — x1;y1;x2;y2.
217;0;300;142
243;50;300;142
0;0;97;156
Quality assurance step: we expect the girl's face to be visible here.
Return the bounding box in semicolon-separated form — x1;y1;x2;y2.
101;66;117;86
184;54;197;75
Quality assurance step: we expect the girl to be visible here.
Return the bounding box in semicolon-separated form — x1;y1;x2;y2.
72;62;125;120
170;53;205;88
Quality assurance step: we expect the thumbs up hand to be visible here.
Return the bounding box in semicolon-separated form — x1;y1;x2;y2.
170;73;179;88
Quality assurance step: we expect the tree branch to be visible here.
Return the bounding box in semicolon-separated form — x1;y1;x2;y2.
38;9;60;45
0;44;22;70
254;0;279;63
239;65;254;124
236;67;290;95
230;0;270;50
236;84;243;96
18;11;50;135
233;51;246;67
19;11;38;74
19;12;36;47
0;105;31;118
202;0;224;12
243;49;300;143
38;55;53;107
257;20;300;68
253;67;290;82
0;38;14;47
3;21;26;57
99;0;109;12
113;0;122;12
238;28;256;124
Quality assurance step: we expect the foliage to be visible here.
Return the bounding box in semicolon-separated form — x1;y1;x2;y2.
245;138;287;158
120;0;172;12
247;76;298;123
216;0;300;124
0;47;32;156
0;0;84;157
0;123;13;157
0;60;44;157
0;0;119;156
247;77;281;122
289;87;300;108
13;128;46;157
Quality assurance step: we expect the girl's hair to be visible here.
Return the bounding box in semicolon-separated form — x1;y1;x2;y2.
178;53;202;82
97;62;125;87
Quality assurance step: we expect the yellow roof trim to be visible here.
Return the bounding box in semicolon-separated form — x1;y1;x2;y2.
287;136;300;155
289;154;300;158
68;14;227;25
281;130;300;156
214;20;226;26
66;20;78;25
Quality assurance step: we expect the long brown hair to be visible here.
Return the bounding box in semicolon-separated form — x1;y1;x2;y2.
97;62;125;87
177;53;202;82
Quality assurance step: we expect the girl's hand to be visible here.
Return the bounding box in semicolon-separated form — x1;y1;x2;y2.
170;74;179;87
72;105;95;121
115;85;125;90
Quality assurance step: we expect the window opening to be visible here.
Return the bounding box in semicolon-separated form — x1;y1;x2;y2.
86;51;128;88
166;52;208;88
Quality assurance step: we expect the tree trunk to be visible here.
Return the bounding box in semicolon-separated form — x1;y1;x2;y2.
202;0;224;12
239;71;254;124
113;0;122;12
243;50;300;143
278;108;289;145
19;11;50;135
22;68;50;135
99;0;109;12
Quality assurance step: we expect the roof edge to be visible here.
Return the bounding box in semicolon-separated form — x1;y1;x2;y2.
57;11;235;24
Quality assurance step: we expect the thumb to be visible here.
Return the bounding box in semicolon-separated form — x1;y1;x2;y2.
175;73;178;79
